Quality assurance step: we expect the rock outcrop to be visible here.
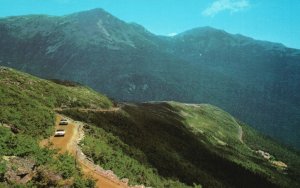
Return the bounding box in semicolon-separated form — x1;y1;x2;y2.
4;156;35;184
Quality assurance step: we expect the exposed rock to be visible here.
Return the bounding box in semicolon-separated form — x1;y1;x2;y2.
0;123;10;129
2;156;11;161
256;150;271;160
3;156;70;187
271;161;288;169
256;150;288;171
4;156;35;184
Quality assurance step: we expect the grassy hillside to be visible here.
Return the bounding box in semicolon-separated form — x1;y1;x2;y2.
0;66;112;187
1;67;299;187
63;102;300;188
1;9;300;149
0;66;112;137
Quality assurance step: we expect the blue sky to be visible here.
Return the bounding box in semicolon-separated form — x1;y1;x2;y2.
0;0;300;49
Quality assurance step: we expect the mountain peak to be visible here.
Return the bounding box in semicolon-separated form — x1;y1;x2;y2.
68;8;109;17
177;26;227;38
66;8;116;22
63;8;127;40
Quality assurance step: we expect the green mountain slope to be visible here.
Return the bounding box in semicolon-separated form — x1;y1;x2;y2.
0;67;299;187
0;9;299;149
0;66;112;187
62;104;300;187
171;27;300;150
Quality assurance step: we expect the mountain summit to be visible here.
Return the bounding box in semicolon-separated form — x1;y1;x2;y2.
0;9;300;149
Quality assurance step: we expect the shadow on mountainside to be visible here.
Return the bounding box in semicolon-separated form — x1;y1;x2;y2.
62;102;279;188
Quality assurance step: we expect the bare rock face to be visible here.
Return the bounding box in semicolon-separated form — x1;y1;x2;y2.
2;156;70;187
4;156;35;184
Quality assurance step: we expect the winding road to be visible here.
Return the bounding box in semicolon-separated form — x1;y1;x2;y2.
40;114;133;188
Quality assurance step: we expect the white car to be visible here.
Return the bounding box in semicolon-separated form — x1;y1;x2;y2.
54;129;65;137
59;119;68;125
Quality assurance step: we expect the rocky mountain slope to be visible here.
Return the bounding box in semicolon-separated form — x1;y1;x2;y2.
1;67;300;187
0;9;299;149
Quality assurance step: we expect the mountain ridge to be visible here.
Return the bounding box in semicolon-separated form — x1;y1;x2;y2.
2;8;293;49
176;26;289;49
0;9;299;149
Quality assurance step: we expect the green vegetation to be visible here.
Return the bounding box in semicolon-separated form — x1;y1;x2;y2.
170;102;242;146
0;67;113;186
0;67;112;138
241;122;300;182
1;8;300;150
0;126;94;187
0;159;5;182
63;102;299;188
81;125;195;187
170;102;300;187
0;127;41;157
1;67;300;187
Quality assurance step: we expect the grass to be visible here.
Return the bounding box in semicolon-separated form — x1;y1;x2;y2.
0;66;113;187
62;102;297;188
81;125;194;187
169;102;300;187
241;121;300;183
0;67;112;138
1;67;299;187
169;102;242;146
0;126;95;187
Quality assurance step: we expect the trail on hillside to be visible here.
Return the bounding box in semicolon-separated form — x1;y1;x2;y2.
54;107;120;113
238;125;243;143
231;117;243;143
40;114;139;188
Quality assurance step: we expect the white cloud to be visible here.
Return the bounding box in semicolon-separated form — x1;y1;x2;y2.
202;0;249;17
167;32;178;37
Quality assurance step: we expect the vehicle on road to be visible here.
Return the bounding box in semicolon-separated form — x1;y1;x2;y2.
54;129;65;137
59;119;68;125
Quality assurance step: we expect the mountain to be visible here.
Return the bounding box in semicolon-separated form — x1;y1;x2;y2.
1;67;300;187
0;8;300;149
171;27;300;149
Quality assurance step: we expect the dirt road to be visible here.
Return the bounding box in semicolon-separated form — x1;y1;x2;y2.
39;115;75;154
41;115;131;188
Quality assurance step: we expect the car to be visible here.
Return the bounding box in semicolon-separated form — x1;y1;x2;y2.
59;119;68;125
54;129;65;137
